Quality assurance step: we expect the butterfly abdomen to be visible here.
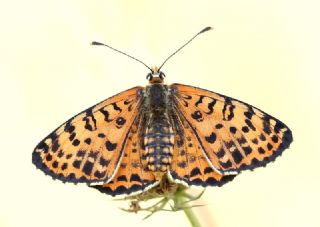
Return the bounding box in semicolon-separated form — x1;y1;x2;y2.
144;115;174;174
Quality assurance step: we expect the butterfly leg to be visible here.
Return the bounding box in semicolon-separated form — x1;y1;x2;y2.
174;188;206;206
142;187;205;219
121;185;206;219
121;196;170;218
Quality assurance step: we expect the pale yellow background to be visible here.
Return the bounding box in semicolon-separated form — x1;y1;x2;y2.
1;1;319;227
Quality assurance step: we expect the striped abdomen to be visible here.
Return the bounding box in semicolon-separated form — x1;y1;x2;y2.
144;115;174;173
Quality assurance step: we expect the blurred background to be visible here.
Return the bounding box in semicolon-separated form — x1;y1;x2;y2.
0;0;319;226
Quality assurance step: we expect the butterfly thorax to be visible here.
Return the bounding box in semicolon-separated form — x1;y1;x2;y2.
143;83;174;178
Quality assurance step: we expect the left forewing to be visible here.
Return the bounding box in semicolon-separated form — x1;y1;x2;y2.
32;86;143;185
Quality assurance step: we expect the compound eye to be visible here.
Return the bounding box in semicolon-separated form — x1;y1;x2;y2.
146;73;153;80
159;72;166;79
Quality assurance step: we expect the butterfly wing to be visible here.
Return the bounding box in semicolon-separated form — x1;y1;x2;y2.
32;86;144;185
169;110;236;186
91;116;159;196
170;83;293;175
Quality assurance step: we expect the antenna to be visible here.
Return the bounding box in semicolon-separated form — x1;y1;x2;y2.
158;26;212;71
91;26;212;74
91;41;152;72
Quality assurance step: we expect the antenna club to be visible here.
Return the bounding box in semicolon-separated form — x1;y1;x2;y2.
91;40;152;72
158;26;212;71
199;26;213;34
91;41;104;46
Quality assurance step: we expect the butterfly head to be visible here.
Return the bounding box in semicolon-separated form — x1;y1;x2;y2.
147;66;166;84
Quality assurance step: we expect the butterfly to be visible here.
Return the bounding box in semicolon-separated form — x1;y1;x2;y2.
32;27;293;197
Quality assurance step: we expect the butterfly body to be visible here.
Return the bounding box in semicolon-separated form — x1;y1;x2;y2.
33;68;292;196
139;80;174;178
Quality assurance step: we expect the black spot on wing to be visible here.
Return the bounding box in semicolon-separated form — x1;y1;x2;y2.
117;175;128;182
245;119;256;131
178;161;187;168
274;121;286;133
215;123;223;129
105;141;117;151
242;126;249;133
204;167;214;174
272;135;279;143
49;132;58;142
267;143;273;150
57;150;64;158
263;116;272;135
61;163;68;170
99;157;110;167
205;132;217;144
130;174;141;182
82;161;94;175
258;147;266;154
69;132;76;141
94;170;106;179
195;95;204;107
72;139;80;146
45;153;52;161
52;141;60;152
259;133;267;141
111;103;122;112
216;148;225;158
98;133;105;138
229;126;237;134
84;138;91;145
237;136;247;145
225;141;236;149
64;121;75;133
88;151;98;160
116;117;126;128
77;150;86;157
251;138;259;144
182;94;192;100
243;146;252;155
189;178;203;185
124;99;133;105
83;109;97;131
52;161;58;168
231;149;243;164
99;109;112;122
73;160;82;169
205;175;236;187
190;167;201;178
244;108;254;119
219;160;232;169
222;97;235;121
204;99;216;115
36;141;49;153
191;111;203;122
182;100;188;107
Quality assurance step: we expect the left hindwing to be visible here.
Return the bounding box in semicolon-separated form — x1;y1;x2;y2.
170;83;293;174
91;114;159;196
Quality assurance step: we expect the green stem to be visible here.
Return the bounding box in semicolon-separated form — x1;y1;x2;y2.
177;193;202;227
183;206;201;227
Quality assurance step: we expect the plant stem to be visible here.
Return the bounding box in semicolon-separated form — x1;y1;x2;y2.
183;206;201;227
177;193;202;227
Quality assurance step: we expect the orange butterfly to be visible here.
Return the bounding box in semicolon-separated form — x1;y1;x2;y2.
32;27;292;197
